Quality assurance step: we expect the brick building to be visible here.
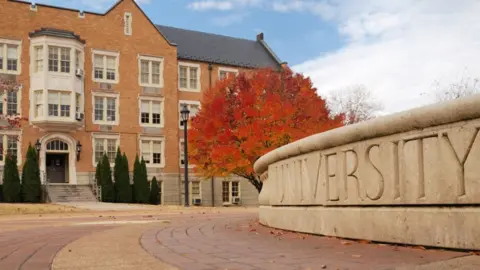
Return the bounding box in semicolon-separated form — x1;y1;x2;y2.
0;0;283;205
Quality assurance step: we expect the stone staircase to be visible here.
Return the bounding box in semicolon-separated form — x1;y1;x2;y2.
47;184;98;203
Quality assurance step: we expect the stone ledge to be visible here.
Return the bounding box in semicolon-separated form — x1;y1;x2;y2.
259;206;480;250
254;94;480;175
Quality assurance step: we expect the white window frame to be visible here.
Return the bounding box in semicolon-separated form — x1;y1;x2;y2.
218;67;238;80
179;100;201;129
91;133;120;167
138;96;164;128
91;49;120;84
47;90;71;118
178;62;201;92
124;12;133;36
0;89;21;116
92;92;120;126
138;55;164;88
222;180;241;204
0;131;22;166
181;180;202;200
179;139;195;168
48;46;71;74
139;136;165;168
0;39;22;75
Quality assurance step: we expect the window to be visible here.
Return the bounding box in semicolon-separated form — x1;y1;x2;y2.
179;139;195;168
139;98;163;127
179;63;200;91
34;46;43;72
93;93;119;125
75;50;81;70
34;90;43;117
76;93;81;114
93;136;119;165
46;140;68;152
0;134;20;163
6;91;17;116
191;181;201;198
222;181;240;203
92;50;119;83
0;91;19;116
124;12;132;36
218;67;238;81
140;138;164;167
48;46;70;73
48;91;70;117
138;56;163;87
0;40;21;74
179;101;200;128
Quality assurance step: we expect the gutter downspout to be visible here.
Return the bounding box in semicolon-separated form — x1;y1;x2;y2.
208;63;215;207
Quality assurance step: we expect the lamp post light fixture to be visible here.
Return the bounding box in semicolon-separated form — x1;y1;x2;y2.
35;139;41;157
76;141;82;161
180;104;190;207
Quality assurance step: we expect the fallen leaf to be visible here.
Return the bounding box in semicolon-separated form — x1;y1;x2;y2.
352;254;361;258
321;265;327;269
341;241;352;246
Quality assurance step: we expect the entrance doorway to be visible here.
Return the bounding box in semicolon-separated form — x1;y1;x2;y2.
46;154;69;183
45;139;70;184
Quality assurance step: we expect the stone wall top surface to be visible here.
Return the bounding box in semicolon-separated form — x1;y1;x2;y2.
254;94;480;175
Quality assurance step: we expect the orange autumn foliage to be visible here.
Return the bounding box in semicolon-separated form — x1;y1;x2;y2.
188;68;343;191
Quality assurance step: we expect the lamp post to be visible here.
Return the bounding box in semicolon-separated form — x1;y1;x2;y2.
35;139;41;159
180;104;190;207
76;141;82;161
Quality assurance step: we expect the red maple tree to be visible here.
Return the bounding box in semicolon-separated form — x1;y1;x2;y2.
188;68;343;192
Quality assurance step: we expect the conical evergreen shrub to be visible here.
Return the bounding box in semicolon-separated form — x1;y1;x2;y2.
122;153;132;202
149;177;160;205
21;145;41;203
3;154;21;203
100;154;114;202
114;149;131;203
133;155;149;203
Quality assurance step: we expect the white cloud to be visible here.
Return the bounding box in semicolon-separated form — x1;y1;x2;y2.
188;1;235;11
211;13;249;26
291;0;480;113
187;0;263;11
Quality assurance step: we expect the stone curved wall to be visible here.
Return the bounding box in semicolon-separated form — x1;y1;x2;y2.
254;95;480;250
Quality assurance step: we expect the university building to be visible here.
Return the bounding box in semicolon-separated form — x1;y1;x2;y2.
0;0;284;205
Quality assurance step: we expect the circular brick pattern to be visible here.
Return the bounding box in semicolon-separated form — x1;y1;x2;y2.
141;212;466;270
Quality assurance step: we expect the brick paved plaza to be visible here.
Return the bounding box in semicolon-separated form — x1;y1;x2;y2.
0;207;478;270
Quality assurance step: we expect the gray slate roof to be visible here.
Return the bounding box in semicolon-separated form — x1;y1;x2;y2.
156;25;281;69
29;28;85;44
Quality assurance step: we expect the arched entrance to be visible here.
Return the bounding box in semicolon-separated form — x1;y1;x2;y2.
39;134;77;184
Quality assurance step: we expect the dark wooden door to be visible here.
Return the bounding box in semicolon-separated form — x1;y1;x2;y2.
46;154;66;183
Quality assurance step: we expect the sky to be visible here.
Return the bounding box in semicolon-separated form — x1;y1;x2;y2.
33;0;480;114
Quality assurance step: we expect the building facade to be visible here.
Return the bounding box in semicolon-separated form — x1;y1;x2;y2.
0;0;283;206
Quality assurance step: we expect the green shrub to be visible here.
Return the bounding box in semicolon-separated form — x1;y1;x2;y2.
3;154;21;203
100;154;114;202
0;184;3;202
114;149;132;203
149;177;160;205
21;145;41;203
133;155;149;204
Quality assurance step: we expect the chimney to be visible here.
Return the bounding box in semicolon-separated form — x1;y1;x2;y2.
256;33;264;41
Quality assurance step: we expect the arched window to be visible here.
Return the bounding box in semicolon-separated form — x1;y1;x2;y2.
46;140;69;152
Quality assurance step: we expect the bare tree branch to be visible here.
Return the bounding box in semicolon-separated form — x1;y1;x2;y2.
327;85;384;125
433;76;479;102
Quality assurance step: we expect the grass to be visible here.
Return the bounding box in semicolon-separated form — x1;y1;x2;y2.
0;203;83;215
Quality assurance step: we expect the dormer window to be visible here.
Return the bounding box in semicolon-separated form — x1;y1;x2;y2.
124;12;132;36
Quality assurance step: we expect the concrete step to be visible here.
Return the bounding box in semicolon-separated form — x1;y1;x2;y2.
47;185;97;203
